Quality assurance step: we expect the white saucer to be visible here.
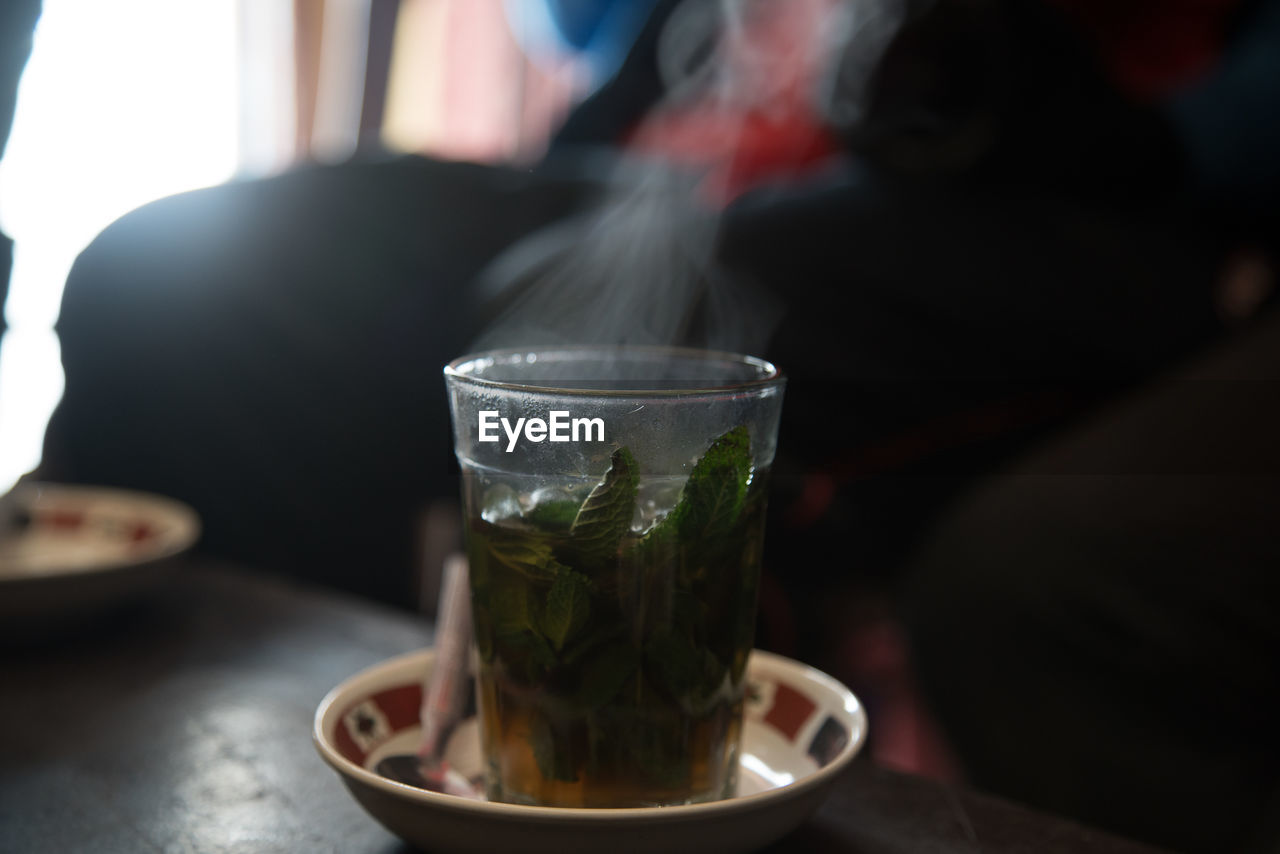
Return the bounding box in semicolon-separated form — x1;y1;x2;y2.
0;482;200;622
314;648;867;854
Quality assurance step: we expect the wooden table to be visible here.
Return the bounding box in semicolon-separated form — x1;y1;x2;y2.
0;562;1168;853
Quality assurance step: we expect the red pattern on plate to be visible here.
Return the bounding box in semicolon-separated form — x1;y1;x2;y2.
43;510;85;530
334;684;424;764
32;508;159;546
764;682;817;742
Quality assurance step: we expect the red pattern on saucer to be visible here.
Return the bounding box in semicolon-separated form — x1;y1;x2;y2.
336;684;423;765
763;682;817;742
335;675;823;768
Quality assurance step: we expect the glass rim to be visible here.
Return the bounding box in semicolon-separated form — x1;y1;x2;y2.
444;345;784;398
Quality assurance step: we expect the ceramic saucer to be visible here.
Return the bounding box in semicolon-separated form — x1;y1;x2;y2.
314;648;867;854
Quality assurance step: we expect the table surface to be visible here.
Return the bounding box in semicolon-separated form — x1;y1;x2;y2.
1;561;1169;854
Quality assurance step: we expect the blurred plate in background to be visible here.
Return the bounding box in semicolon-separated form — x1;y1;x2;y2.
0;483;200;625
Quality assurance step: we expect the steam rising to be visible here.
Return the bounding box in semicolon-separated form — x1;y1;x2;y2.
472;0;907;358
472;165;781;355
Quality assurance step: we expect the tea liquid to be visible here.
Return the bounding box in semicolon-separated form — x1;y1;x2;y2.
463;467;767;808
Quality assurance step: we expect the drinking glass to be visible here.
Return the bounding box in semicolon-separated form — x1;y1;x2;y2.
444;347;784;807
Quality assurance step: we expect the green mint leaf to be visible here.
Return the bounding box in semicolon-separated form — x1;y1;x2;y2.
644;627;698;701
632;516;677;563
497;625;557;673
540;566;591;652
573;641;640;709
673;426;752;543
644;628;727;716
672;589;706;637
487;537;562;583
523;497;584;530
623;426;751;580
621;701;692;788
569;447;639;564
561;622;625;666
490;581;537;635
486;573;556;678
530;712;578;783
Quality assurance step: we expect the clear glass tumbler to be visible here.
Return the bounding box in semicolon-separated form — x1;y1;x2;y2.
444;347;785;808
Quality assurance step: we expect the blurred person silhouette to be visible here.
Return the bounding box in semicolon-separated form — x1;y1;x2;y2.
32;2;1280;847
884;2;1280;851
538;0;1279;688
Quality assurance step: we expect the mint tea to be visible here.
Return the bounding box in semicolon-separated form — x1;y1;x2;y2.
463;427;767;808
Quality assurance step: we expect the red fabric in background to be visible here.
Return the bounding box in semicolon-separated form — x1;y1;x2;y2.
623;0;843;206
1048;0;1245;99
626;107;839;206
625;0;1250;202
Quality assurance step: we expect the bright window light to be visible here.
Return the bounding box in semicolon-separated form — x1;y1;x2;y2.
0;0;240;489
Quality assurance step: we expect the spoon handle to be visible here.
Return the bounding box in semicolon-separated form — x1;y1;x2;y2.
417;553;473;763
